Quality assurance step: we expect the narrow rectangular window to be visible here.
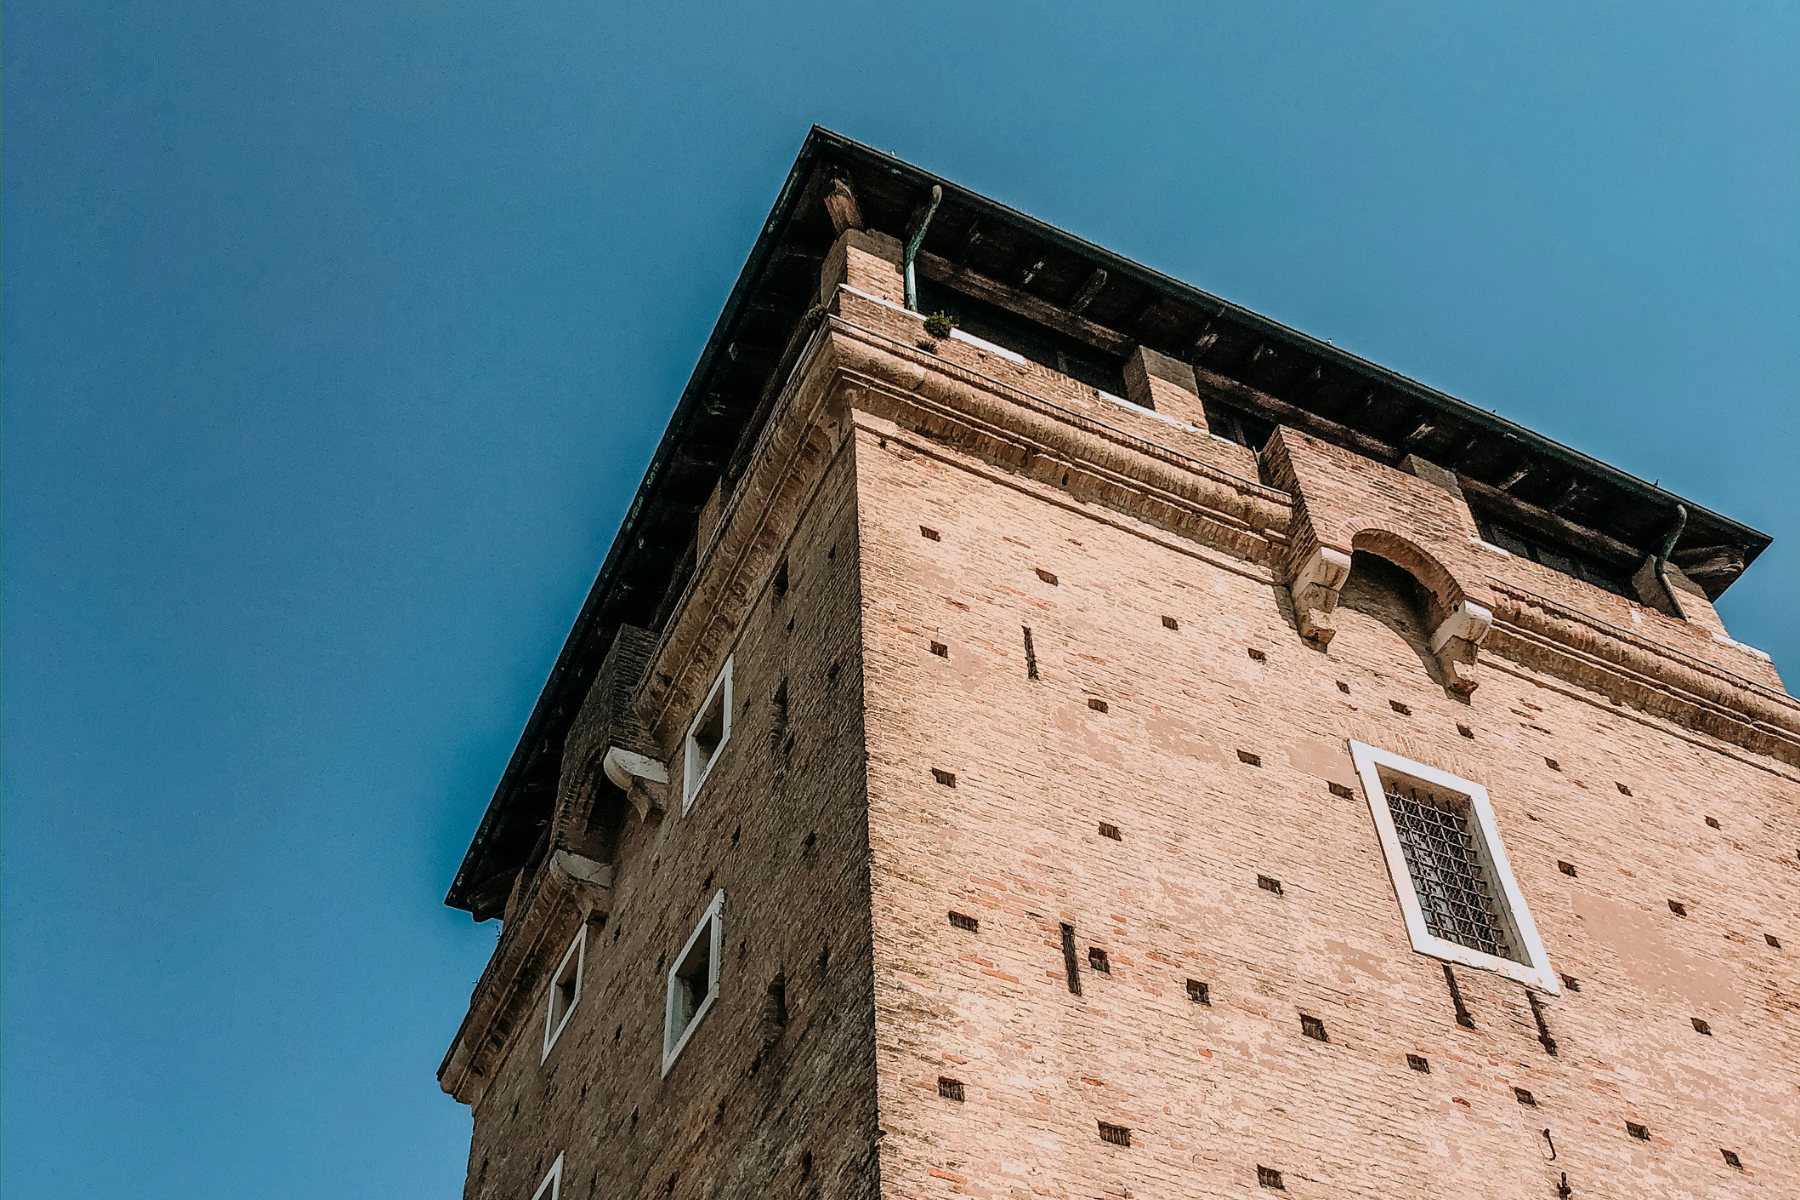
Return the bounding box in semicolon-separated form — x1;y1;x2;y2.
663;890;725;1075
542;926;586;1061
532;1155;563;1200
1350;741;1559;993
683;659;733;812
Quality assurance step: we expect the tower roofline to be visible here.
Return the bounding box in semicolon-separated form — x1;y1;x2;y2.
444;125;1770;916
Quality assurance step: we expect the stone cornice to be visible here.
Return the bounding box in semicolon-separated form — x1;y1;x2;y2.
1485;580;1800;767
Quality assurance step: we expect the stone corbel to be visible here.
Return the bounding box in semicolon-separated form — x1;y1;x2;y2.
1289;545;1353;646
603;746;669;820
1429;600;1494;695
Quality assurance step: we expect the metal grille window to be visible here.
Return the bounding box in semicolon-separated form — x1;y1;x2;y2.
1350;741;1560;994
1385;784;1514;960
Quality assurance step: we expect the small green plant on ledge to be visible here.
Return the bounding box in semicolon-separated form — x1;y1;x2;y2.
923;311;956;339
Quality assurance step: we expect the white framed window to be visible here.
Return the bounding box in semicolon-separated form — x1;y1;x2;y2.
531;1154;563;1200
683;658;733;813
541;926;586;1061
1350;741;1559;993
663;889;725;1075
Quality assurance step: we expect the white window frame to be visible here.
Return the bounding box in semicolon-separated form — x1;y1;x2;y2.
531;1154;563;1200
1350;740;1560;994
682;657;733;813
541;926;586;1062
662;889;725;1076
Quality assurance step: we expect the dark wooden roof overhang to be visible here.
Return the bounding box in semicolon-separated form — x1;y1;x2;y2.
445;127;1771;915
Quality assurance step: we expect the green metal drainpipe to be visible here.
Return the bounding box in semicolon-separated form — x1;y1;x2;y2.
1655;504;1688;620
903;185;942;312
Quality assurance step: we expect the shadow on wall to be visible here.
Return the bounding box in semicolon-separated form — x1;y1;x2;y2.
1336;551;1447;692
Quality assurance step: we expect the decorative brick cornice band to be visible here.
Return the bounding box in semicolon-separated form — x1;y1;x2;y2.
1487;581;1800;765
827;321;1293;558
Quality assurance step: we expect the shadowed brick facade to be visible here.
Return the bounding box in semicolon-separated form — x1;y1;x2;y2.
440;130;1798;1199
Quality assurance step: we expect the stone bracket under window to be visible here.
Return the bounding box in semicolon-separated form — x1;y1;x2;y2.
1350;740;1559;994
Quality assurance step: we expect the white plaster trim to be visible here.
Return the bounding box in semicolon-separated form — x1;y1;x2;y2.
1469;537;1512;556
682;657;732;814
1712;632;1774;663
662;889;726;1076
1349;741;1560;994
603;746;668;790
532;1154;563;1200
541;926;585;1062
1095;387;1196;430
949;328;1027;364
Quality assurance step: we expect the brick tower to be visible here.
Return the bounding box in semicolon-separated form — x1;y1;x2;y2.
439;129;1797;1199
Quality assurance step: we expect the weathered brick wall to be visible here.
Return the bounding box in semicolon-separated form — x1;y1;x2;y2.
462;443;882;1200
853;413;1797;1198
449;291;1794;1200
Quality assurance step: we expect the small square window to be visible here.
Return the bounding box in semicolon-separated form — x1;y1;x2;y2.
542;926;586;1061
1390;700;1412;716
1098;822;1122;841
1329;781;1355;799
1513;1087;1536;1106
683;659;733;812
663;891;725;1075
1691;1017;1712;1035
932;768;957;787
1350;741;1560;993
1337;681;1352;695
1668;899;1688;917
1186;979;1211;1005
937;1076;964;1101
930;641;948;658
1457;723;1475;739
1557;861;1577;878
1162;615;1180;630
532;1154;563;1200
1257;874;1283;895
1406;1053;1430;1073
1035;568;1059;586
1627;1122;1650;1141
1721;1149;1742;1170
1616;782;1633;796
1247;647;1267;662
919;525;941;541
1300;1014;1328;1042
1088;947;1111;973
1704;816;1720;829
1560;974;1581;992
1238;750;1262;766
1766;933;1782;949
1098;1122;1131;1146
1257;1165;1285;1189
1087;697;1109;713
948;911;979;932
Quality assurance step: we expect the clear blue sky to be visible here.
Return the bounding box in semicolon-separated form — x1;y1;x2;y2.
4;2;1795;1196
